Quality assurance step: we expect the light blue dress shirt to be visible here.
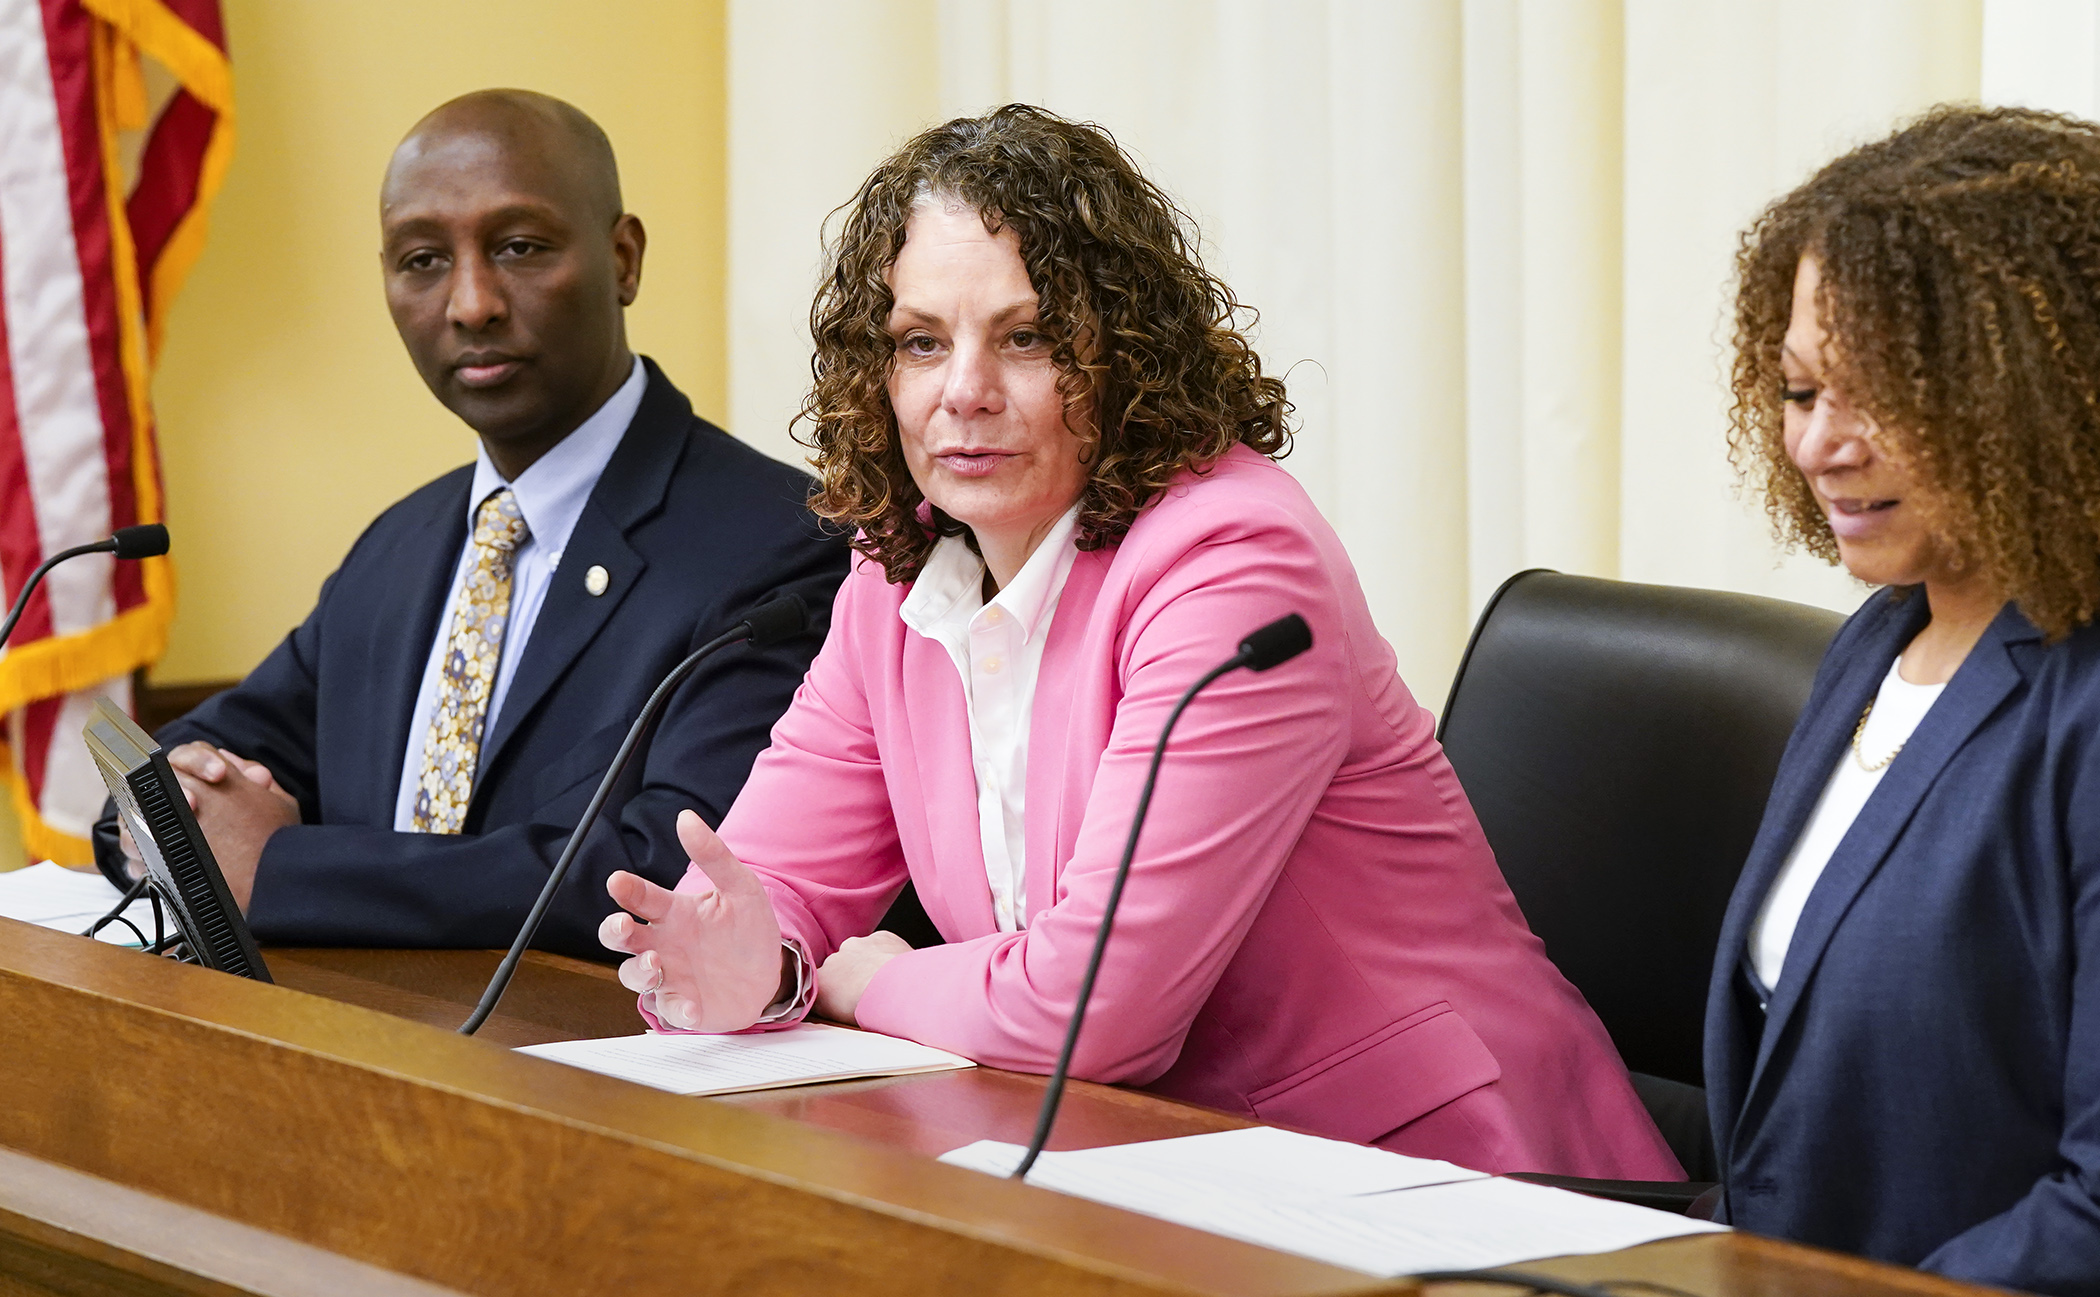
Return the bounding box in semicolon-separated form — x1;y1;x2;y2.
392;357;646;831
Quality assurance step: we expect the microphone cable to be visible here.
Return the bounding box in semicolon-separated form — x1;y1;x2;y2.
1011;613;1312;1178
81;871;161;949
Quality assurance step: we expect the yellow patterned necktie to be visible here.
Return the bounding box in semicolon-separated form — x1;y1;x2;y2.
412;488;530;834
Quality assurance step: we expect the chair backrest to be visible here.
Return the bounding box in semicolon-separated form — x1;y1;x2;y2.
1437;570;1845;1087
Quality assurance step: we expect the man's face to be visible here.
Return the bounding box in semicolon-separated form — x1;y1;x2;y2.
379;126;641;461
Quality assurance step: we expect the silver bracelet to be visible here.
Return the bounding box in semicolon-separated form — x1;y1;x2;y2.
755;937;816;1024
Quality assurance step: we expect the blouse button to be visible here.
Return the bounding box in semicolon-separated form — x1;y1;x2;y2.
982;656;1004;674
984;606;1004;625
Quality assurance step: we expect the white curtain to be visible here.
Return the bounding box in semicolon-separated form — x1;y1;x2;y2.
730;0;1985;702
1983;0;2100;111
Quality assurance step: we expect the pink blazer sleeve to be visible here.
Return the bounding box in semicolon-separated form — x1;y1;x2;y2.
711;562;914;958
850;500;1351;1083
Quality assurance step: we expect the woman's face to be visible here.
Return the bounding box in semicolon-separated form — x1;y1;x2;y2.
1782;254;1965;591
885;202;1089;574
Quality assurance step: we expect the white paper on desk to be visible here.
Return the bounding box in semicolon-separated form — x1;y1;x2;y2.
1319;1175;1727;1273
941;1137;1723;1277
516;1021;975;1096
947;1127;1484;1201
0;862;159;946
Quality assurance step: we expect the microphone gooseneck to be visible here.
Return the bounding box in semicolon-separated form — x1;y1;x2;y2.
458;594;811;1035
1011;612;1312;1179
0;526;172;651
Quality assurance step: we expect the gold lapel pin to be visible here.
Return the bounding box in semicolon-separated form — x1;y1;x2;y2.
584;565;610;597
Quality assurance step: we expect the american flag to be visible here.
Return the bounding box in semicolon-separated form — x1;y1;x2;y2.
0;0;227;863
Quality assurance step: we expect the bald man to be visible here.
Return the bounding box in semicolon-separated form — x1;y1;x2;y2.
93;91;849;958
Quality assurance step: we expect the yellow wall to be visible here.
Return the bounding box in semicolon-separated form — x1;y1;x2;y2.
150;0;729;685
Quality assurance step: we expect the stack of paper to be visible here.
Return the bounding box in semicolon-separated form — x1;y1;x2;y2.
0;862;160;946
517;1021;976;1096
941;1128;1724;1276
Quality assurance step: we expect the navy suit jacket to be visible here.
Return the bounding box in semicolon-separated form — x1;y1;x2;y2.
1706;587;2100;1295
115;360;849;959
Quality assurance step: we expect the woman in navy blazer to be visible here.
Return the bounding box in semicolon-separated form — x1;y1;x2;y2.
1709;106;2100;1295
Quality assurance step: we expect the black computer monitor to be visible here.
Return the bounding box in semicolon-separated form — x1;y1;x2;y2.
81;698;272;982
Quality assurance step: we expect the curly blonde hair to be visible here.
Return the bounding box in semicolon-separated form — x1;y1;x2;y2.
1731;104;2100;639
794;104;1292;583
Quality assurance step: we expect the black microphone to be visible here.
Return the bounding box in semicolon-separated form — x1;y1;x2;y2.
1011;612;1313;1178
0;524;172;649
458;593;813;1035
110;524;170;560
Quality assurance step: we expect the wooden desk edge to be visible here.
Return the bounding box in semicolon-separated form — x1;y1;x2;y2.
2;924;2009;1297
0;919;1407;1297
0;1145;471;1297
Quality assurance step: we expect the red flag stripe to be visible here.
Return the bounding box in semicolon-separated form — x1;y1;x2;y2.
0;0;114;652
0;229;54;650
39;0;138;613
16;690;57;810
147;0;219;50
124;86;209;332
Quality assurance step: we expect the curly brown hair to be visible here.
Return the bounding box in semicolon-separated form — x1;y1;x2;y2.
794;104;1292;582
1730;104;2100;639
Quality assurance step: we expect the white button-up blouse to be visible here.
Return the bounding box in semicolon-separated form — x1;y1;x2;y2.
897;503;1083;931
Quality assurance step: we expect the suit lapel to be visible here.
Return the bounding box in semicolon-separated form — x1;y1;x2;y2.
1705;602;1900;1162
476;361;685;778
1741;600;2036;1111
1711;597;1920;1005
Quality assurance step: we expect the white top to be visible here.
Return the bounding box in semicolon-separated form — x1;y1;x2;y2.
1747;655;1946;992
898;503;1084;931
391;357;646;830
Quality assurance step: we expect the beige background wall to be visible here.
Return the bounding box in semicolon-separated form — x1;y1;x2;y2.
725;0;1984;707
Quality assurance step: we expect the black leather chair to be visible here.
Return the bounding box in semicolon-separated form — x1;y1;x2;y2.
1437;570;1843;1198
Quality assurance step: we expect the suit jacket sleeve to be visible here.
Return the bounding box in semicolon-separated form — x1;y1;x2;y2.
723;505;1351;1084
91;548;346;883
234;528;845;959
1918;719;2100;1291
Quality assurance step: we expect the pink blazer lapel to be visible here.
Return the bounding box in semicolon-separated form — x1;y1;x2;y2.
1022;550;1111;924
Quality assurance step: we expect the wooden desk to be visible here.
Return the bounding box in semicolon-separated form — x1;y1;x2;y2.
0;927;1994;1297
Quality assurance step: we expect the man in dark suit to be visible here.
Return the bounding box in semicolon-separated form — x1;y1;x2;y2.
94;90;848;959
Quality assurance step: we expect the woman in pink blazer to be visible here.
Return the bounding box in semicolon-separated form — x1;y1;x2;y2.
602;105;1677;1179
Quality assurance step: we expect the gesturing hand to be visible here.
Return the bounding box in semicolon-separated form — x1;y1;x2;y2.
600;809;785;1032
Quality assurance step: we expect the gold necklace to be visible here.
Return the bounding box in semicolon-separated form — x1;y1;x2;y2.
1851;699;1903;772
